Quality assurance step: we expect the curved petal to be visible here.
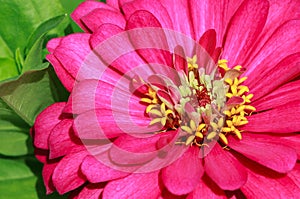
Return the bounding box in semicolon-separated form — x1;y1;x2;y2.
71;1;116;32
244;20;300;79
162;147;204;195
186;175;226;199
122;0;173;29
281;135;300;159
241;162;300;198
204;144;247;190
48;119;84;159
231;133;300;160
242;100;300;133
249;53;300;101
53;33;92;80
189;0;228;44
109;133;162;165
222;0;269;66
288;163;300;188
102;171;160;198
107;0;120;10
52;151;87;194
81;155;129;183
34;102;66;150
245;0;300;64
46;54;74;92
126;10;173;69
42;160;59;194
34;148;48;164
73;109;123;140
77;183;104;199
81;8;126;32
159;0;194;37
253;79;300;111
90;23;154;81
46;37;62;53
228;133;297;173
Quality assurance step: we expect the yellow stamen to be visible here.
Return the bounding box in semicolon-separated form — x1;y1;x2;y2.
181;126;193;134
207;131;217;140
219;133;228;145
148;109;162;117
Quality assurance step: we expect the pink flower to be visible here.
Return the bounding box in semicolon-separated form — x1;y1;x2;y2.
33;0;300;198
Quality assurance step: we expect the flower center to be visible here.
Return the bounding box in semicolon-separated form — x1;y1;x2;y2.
140;56;255;148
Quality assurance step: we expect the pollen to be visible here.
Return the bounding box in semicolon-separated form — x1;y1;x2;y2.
219;60;255;141
140;56;255;149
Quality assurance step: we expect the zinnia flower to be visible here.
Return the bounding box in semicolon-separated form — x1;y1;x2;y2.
33;0;300;198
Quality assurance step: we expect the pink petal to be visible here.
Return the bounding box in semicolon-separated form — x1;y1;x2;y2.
253;79;300;111
65;79;103;114
46;38;62;53
53;33;91;80
77;183;104;199
204;144;247;190
197;29;218;74
34;102;66;150
249;53;300;101
106;0;120;10
245;1;300;65
52;151;87;194
42;160;59;194
109;134;162;165
81;8;126;32
187;175;226;199
34;148;48;163
280;135;300;159
198;29;216;58
73;109;123;140
68;79;146;116
126;10;173;69
46;54;74;92
90;24;154;81
242;100;300;133
228;133;297;173
81;155;129;183
122;0;173;29
232;132;300;160
222;0;269;66
159;0;194;37
102;171;160;198
90;23;124;48
244;20;300;81
174;45;188;73
71;1;116;32
48;119;84;159
162;147;204;195
288;164;300;188
189;0;229;44
240;161;300;198
158;189;186;199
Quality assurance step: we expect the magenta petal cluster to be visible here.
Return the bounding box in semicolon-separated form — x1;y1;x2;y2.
33;0;300;198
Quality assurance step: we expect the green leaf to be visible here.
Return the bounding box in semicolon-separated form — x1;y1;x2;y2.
23;15;66;72
0;176;39;199
0;58;18;82
0;158;34;181
25;14;67;54
0;132;30;156
0;0;66;53
0;67;58;126
0;36;12;58
59;0;84;33
0;98;31;156
22;35;45;72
